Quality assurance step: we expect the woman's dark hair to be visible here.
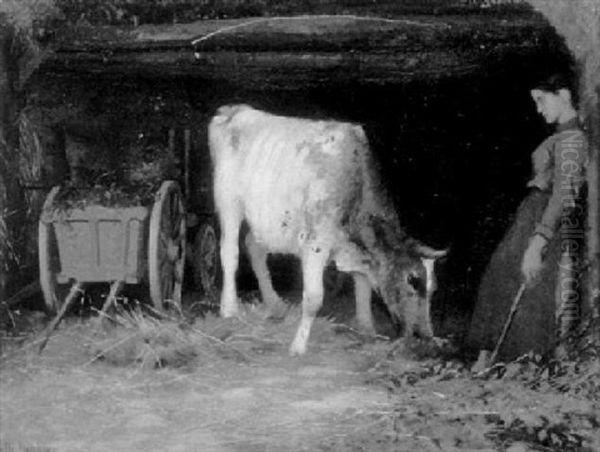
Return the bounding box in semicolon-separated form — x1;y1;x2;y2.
533;72;579;107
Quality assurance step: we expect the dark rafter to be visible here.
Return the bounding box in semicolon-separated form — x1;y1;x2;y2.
40;12;558;87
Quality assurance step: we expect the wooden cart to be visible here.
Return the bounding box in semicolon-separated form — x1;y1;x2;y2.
38;181;186;312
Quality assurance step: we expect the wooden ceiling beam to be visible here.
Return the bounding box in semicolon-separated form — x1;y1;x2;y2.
39;14;559;86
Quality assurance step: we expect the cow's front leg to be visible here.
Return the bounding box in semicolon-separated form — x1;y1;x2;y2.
245;231;282;308
219;213;241;318
290;248;328;356
353;273;375;335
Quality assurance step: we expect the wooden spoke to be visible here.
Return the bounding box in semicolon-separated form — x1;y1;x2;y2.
192;220;220;296
148;181;186;311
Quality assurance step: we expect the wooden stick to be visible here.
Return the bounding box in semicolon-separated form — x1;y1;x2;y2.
38;281;84;354
489;282;527;365
93;280;125;329
584;111;600;322
100;280;124;316
0;281;40;310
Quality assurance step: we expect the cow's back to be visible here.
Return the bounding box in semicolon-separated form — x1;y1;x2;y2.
208;105;370;254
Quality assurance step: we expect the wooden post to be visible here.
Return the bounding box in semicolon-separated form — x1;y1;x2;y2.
0;27;24;303
184;128;191;200
585;107;600;321
168;128;176;155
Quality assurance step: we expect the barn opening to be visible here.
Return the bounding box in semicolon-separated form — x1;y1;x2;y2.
15;1;581;342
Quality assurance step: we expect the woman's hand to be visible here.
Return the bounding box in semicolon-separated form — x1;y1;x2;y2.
521;234;548;285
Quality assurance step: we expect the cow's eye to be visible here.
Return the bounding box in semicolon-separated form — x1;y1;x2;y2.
407;272;424;295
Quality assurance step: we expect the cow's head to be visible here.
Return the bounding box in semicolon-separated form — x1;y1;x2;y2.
375;243;447;338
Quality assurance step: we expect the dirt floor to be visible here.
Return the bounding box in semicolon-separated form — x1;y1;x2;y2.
0;295;599;452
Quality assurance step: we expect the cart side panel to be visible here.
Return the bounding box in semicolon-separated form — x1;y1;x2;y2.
55;219;94;282
52;206;149;283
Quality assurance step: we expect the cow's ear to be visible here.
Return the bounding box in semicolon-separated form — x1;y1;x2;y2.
359;225;377;248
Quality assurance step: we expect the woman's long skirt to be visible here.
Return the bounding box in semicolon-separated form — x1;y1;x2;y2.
466;189;561;360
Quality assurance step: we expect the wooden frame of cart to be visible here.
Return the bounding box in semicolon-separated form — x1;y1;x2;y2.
38;181;188;312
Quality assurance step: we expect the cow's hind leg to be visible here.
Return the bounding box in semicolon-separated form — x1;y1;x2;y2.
245;232;283;307
218;206;242;318
290;248;328;356
353;273;376;335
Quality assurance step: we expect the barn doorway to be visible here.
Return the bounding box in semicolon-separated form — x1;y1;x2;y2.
20;4;576;343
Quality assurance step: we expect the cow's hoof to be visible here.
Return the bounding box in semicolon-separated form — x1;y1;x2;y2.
288;341;307;356
432;336;450;348
359;326;377;337
220;304;240;318
265;300;290;321
351;318;377;337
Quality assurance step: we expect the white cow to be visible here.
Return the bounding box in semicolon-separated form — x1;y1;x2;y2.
209;104;446;355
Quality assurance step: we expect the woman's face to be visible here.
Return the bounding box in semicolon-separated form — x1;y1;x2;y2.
530;88;572;124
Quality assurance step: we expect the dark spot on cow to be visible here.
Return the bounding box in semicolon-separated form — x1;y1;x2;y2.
296;140;325;157
349;236;369;254
315;247;321;253
230;129;241;151
295;141;306;155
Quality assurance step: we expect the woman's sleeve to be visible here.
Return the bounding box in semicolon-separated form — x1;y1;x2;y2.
534;130;588;240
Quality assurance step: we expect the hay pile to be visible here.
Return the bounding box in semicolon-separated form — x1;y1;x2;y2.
4;297;597;451
88;299;352;370
53;141;179;210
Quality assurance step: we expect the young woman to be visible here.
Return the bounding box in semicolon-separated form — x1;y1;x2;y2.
467;73;589;360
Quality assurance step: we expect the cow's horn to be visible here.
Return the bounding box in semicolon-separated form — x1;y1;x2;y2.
414;244;448;259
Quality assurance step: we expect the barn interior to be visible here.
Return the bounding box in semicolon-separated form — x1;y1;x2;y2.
19;1;575;341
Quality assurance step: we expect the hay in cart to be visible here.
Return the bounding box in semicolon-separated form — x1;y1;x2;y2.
38;135;187;314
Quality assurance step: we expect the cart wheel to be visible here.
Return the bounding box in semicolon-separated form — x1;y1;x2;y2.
192;220;220;296
39;186;69;313
148;181;186;311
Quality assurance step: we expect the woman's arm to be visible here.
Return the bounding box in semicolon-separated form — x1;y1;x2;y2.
534;129;588;240
522;129;588;285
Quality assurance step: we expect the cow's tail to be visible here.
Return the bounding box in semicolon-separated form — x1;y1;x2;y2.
212;104;250;123
208;105;237;163
350;124;368;147
208;104;253;162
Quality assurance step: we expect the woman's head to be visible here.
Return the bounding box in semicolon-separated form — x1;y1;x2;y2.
530;72;578;125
